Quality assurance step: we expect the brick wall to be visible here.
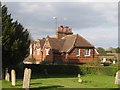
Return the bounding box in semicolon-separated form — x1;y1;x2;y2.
63;48;99;64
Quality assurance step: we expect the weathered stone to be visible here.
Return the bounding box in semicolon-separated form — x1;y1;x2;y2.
78;74;82;83
115;71;120;84
23;68;32;88
5;68;8;80
11;69;16;86
6;73;10;81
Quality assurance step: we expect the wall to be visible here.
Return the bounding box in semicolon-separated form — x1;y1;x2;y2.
63;48;99;64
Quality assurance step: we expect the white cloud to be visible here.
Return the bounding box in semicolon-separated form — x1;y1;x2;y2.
2;2;118;48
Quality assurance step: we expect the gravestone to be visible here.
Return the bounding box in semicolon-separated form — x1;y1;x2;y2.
5;68;8;80
113;60;116;64
23;68;32;88
6;73;10;81
11;69;16;86
115;70;120;84
78;74;82;83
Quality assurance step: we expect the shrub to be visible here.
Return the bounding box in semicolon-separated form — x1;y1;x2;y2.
7;64;118;78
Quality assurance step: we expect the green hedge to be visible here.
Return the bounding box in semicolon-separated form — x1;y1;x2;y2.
79;66;118;76
20;64;118;76
6;64;118;78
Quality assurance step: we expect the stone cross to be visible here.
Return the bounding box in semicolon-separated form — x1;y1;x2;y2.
11;69;16;86
23;68;32;88
115;71;120;84
78;74;82;83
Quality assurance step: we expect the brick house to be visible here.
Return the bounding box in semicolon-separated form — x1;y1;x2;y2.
23;25;99;64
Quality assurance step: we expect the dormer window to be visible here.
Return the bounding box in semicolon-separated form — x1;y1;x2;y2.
46;48;50;55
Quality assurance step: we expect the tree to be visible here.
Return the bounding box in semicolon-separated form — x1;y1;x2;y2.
2;5;31;68
97;47;106;54
116;47;120;53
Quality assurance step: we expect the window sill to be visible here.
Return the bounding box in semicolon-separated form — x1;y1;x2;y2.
84;55;90;57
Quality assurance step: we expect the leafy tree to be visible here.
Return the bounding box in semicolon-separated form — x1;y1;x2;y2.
2;5;31;68
116;47;120;53
97;47;106;54
46;35;49;38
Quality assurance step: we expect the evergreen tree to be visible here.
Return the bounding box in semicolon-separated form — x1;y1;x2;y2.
2;5;31;68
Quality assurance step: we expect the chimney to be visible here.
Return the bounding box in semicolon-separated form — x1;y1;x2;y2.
56;25;73;39
64;26;73;35
56;25;64;39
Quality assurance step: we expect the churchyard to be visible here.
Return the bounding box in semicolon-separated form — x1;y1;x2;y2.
2;74;119;88
1;64;120;89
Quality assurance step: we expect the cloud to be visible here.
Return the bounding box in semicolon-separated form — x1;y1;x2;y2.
2;2;118;48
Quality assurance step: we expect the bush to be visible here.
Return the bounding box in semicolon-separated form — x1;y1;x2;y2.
7;64;118;78
21;64;118;76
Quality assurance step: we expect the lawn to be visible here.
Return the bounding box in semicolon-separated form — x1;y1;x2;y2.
2;74;119;89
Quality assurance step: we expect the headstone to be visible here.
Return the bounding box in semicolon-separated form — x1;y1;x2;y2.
5;68;8;80
115;71;120;84
11;69;16;86
78;74;82;83
6;73;10;81
23;68;32;88
113;60;116;64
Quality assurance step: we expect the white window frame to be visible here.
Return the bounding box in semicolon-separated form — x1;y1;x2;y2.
30;48;32;55
84;49;90;56
76;49;80;56
46;48;50;55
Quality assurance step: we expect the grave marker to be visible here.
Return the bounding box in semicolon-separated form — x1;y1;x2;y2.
5;68;8;80
115;71;120;84
6;73;10;81
23;68;32;88
11;69;16;86
78;74;82;83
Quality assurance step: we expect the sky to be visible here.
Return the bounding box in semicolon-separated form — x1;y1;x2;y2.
2;1;118;48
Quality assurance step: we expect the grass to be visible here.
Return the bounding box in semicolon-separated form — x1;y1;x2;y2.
1;74;119;89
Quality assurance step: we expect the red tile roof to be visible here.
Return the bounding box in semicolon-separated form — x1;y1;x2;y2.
47;34;94;53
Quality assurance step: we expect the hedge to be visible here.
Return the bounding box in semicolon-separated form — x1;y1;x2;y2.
20;64;118;75
6;64;119;78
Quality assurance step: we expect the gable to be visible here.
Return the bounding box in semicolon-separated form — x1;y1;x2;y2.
61;35;76;52
74;34;94;48
61;34;94;53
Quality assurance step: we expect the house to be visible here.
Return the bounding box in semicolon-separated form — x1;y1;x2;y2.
24;25;99;64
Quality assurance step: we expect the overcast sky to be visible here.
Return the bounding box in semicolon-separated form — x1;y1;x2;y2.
2;2;118;48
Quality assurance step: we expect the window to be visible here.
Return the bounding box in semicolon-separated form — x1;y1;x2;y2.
36;48;40;55
76;49;80;56
46;48;50;55
30;48;32;55
84;49;90;56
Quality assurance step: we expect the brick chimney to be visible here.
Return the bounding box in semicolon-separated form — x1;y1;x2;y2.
56;25;73;39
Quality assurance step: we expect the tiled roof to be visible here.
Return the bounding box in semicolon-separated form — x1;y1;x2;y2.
48;34;94;53
48;38;65;52
61;34;77;52
74;34;94;48
61;34;94;52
